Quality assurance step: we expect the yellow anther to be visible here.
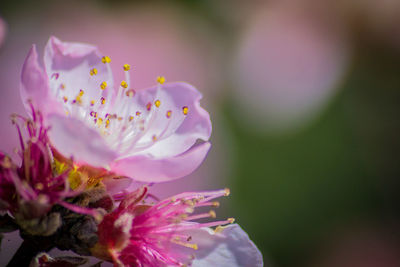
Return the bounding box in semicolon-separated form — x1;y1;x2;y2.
97;118;103;125
146;103;152;111
79;89;84;96
212;201;220;207
35;183;44;190
120;80;128;88
65;111;69;115
154;99;161;108
209;210;216;218
136;111;141;116
60;84;65;90
152;135;157;142
118;117;123;121
214;225;225;234
100;81;107;90
228;218;235;224
75;95;82;104
101;97;106;105
101;56;111;64
224;188;230;196
172;239;198;250
157;76;165;84
166;110;172;118
123;64;131;71
106;119;110;126
182;106;189;115
129;116;134;122
90;68;98;76
63;96;68;103
90;100;95;106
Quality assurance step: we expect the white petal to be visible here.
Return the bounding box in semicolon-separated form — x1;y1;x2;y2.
47;114;117;167
189;224;264;267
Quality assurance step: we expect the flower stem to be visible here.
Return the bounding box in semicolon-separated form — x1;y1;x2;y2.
6;238;54;267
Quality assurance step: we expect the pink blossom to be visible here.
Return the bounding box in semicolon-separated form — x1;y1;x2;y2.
93;187;263;266
20;36;212;183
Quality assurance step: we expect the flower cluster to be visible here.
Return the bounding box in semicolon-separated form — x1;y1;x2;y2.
93;187;239;266
0;37;263;266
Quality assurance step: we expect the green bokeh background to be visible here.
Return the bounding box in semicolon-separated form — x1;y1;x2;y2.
1;0;400;266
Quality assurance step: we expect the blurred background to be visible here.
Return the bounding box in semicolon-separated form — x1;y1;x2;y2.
1;0;400;266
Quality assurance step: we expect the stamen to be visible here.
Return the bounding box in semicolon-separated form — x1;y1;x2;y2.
171;239;198;250
185;210;216;221
214;225;225;234
136;111;141;116
129;116;134;122
79;89;84;96
166;110;172;118
101;56;111;64
224;188;230;196
90;68;98;76
182;106;189;115
34;183;44;190
74;95;82;105
146;103;152;111
100;81;107;90
123;64;131;71
154;100;161;108
101;97;106;105
157;76;165;84
90;100;95;106
120;81;128;89
63;96;68;103
195;201;220;208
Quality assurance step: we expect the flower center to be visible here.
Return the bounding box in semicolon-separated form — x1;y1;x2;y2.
51;57;190;156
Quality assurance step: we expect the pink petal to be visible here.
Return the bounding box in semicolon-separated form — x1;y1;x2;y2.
47;114;117;167
43;36;113;109
110;142;211;182
101;176;133;195
20;45;61;116
130;82;212;158
189;224;263;267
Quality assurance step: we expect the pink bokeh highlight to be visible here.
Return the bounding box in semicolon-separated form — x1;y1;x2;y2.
233;3;351;131
0;17;6;47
